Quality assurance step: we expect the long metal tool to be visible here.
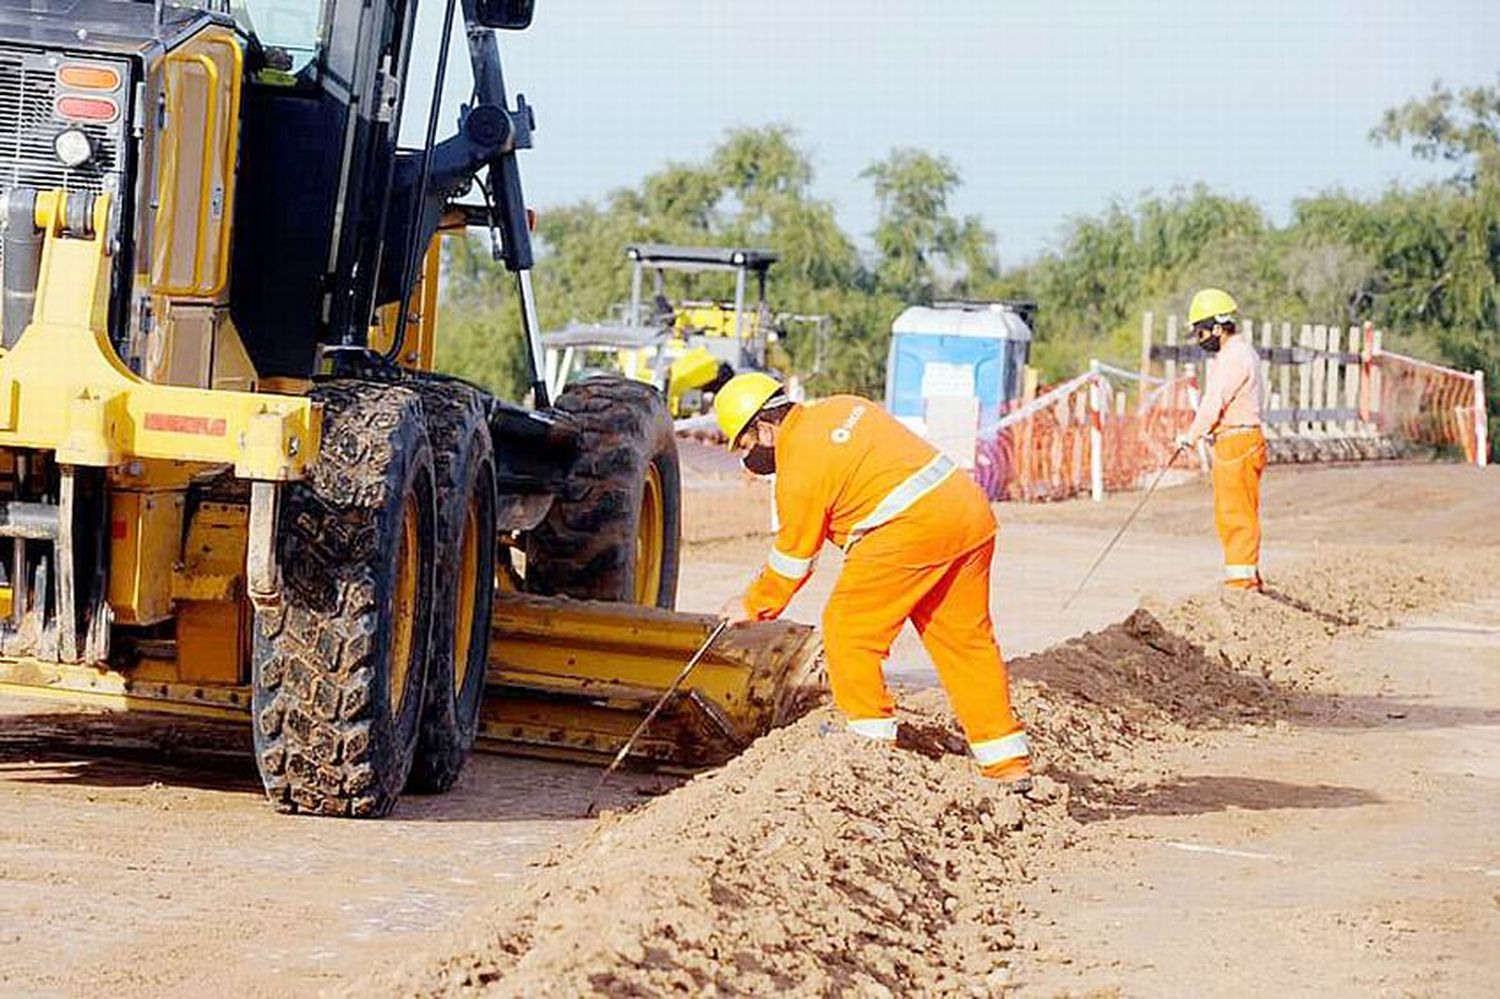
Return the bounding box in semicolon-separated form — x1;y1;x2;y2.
1061;445;1186;611
585;618;730;816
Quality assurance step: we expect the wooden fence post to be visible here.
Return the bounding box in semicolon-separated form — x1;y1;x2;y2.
1019;366;1038;500
1138;312;1154;413
1324;325;1343;436
1474;368;1489;468
1343;326;1361;434
1359;321;1374;426
1280;322;1293;434
1311;325;1329;435
1257;318;1273;425
1298;325;1313;435
1089;359;1104;501
1165;314;1179;387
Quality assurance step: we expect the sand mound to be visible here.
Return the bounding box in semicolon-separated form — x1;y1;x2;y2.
380;706;1071;997
371;547;1478;996
1160;545;1472;687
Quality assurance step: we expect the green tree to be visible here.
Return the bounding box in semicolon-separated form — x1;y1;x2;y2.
436;126;883;397
435;235;532;399
862;149;997;303
1368;78;1500;455
1370;77;1500;333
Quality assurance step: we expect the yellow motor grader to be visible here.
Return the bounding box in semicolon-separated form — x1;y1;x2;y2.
0;0;817;816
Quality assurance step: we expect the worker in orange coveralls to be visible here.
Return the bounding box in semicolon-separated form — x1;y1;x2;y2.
713;372;1031;790
1175;288;1267;590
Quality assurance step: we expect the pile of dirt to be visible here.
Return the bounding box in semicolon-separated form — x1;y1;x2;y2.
376;707;1072;997
371;547;1477;996
1007;608;1285;780
1158;545;1475;687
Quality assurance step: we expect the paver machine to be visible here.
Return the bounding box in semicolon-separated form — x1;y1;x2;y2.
0;0;818;816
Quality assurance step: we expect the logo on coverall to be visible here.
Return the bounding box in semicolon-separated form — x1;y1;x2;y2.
831;405;867;444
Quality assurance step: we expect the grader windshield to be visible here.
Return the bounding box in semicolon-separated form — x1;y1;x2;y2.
230;0;326;80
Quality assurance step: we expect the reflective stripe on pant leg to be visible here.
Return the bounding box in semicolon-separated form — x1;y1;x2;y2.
847;717;898;741
822;555;936;726
970;730;1030;766
1224;563;1259;581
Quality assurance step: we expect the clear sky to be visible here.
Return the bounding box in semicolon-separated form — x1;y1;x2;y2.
404;1;1499;265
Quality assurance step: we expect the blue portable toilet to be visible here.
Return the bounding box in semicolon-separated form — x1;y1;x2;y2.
884;302;1034;439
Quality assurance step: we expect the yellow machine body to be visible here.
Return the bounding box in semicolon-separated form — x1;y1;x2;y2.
0;20;816;781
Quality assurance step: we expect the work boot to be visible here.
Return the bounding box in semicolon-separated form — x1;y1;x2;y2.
979;756;1033;795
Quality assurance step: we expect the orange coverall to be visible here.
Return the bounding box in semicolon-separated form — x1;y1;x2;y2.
742;395;1029;777
1187;334;1267;588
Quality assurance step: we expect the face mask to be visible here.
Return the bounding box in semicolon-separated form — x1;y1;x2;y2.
742;444;777;476
1198;333;1222;354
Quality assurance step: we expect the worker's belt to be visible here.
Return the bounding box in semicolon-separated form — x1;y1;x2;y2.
843;453;957;551
1210;425;1263;441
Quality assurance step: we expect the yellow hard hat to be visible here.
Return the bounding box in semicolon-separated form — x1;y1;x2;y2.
713;371;783;448
1188;288;1238;327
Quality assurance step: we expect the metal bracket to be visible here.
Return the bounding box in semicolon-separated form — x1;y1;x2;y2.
246;481;280;607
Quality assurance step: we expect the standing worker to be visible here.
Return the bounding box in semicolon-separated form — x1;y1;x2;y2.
1175;288;1268;590
713;373;1032;789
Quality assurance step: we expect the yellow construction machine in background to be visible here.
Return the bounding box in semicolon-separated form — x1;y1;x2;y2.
542;244;827;419
0;0;818;817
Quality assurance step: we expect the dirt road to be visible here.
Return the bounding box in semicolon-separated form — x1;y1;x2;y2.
1015;595;1500;995
1;461;1496;995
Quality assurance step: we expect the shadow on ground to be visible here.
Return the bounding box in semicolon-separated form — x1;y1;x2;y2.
1056;771;1381;823
0;710;674;821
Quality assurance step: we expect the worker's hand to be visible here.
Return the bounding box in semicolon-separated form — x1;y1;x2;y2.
718;594;752;625
1173;433;1194;452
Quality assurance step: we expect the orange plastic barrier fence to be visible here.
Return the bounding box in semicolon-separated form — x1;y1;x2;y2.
1372;347;1488;466
975;370;1199;502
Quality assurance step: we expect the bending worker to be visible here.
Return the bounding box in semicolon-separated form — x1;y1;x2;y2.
1175;288;1268;589
713;372;1031;788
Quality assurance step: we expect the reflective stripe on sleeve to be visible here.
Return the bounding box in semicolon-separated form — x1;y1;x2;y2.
846;717;899;741
844;454;957;550
766;548;813;580
1224;564;1259;580
970;731;1030;766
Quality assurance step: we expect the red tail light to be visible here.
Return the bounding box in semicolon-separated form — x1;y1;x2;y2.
55;95;119;123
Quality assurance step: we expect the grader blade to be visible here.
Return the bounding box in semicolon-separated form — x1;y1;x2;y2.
479;594;824;769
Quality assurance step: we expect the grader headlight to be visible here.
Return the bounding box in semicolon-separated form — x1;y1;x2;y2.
52;129;94;169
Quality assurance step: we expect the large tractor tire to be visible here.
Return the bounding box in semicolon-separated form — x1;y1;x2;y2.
406;381;497;793
251;381;437;817
526;377;682;607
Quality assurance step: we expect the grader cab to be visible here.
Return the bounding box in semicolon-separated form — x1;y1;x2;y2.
0;0;818;817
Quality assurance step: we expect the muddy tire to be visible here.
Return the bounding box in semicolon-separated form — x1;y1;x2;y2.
251;380;437;818
525;377;682;607
406;381;496;793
